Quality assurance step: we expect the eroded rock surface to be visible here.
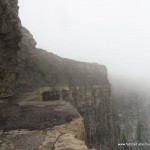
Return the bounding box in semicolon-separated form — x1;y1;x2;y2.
0;1;113;150
8;26;114;149
0;115;90;150
0;0;21;102
0;101;88;150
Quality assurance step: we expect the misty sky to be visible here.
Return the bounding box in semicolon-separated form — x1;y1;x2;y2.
19;0;150;84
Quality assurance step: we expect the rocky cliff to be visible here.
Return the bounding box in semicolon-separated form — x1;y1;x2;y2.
0;0;22;103
13;26;113;150
0;100;92;150
111;80;150;150
0;1;114;150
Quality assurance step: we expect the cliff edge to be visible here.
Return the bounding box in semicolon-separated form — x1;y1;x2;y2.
0;1;114;150
15;27;113;149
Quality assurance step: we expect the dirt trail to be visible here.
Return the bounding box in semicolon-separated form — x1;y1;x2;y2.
0;99;79;131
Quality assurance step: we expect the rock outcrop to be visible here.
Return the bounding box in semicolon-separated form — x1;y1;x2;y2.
111;81;150;150
0;0;22;103
11;26;114;149
0;1;114;150
0;100;90;150
15;28;113;149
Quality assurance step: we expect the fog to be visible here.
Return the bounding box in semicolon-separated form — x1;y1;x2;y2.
19;0;150;87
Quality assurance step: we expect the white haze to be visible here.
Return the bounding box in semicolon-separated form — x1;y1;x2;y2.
19;0;150;88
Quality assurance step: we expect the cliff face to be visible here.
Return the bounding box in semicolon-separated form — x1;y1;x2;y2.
15;27;108;96
14;27;114;149
13;26;114;148
111;82;150;150
0;1;114;150
15;27;48;97
0;0;21;102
